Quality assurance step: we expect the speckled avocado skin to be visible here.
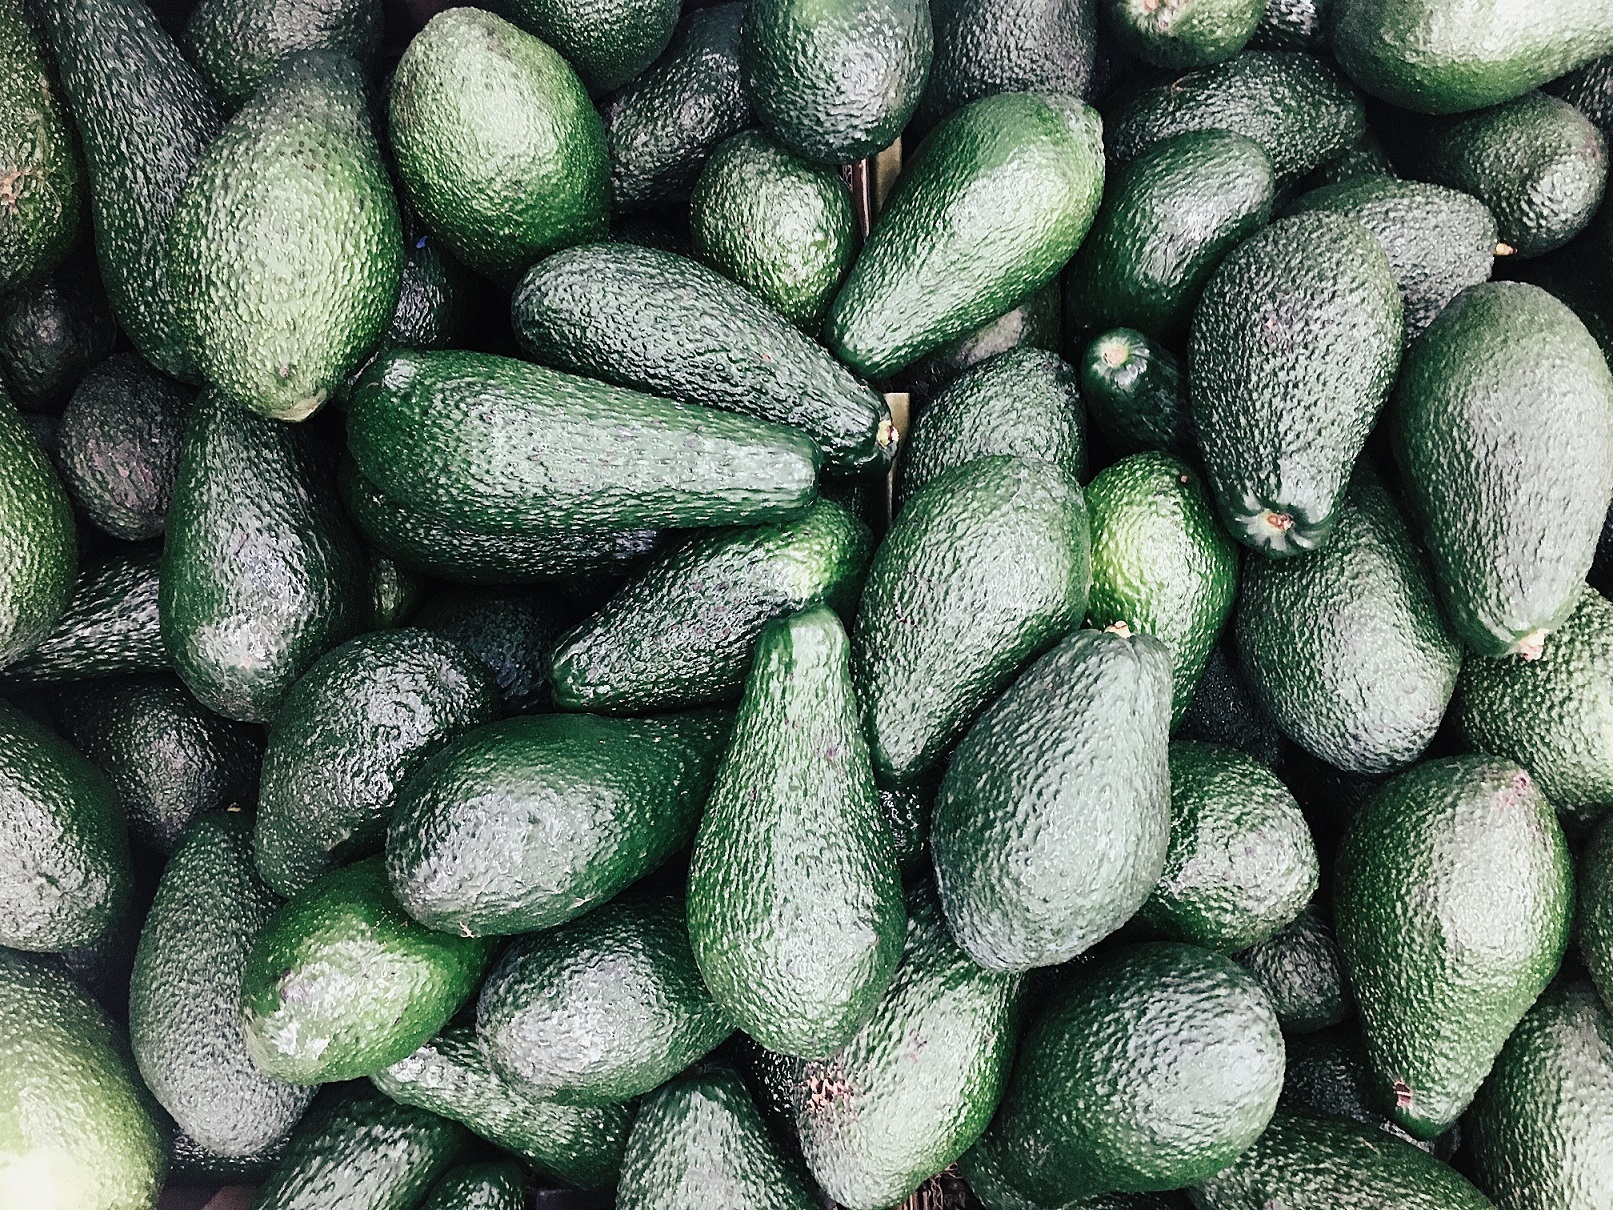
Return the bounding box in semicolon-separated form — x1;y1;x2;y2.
0;390;75;669
487;0;678;96
1233;905;1353;1033
419;1161;526;1210
1580;815;1613;1010
1333;755;1573;1140
181;0;383;107
3;550;166;685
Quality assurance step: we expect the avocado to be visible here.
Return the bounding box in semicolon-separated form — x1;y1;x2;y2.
827;91;1104;380
253;1084;466;1210
0;695;129;951
240;857;493;1083
933;627;1172;971
0;255;117;410
362;553;423;632
1463;980;1613;1209
1106;51;1364;186
389;8;607;282
1330;0;1613;114
2;549;165;685
413;586;567;717
0;0;82;295
1276;1028;1428;1148
1234;471;1462;772
1250;0;1328;51
898;348;1086;506
1234;905;1353;1033
489;0;677;95
181;0;381;107
372;1026;631;1190
687;606;903;1059
1457;585;1613;832
167;50;402;423
750;884;1021;1209
881;783;933;877
615;1063;819;1210
905;278;1063;398
1581;815;1613;1008
0;949;166;1210
917;0;1097;133
169;1128;287;1185
56;354;190;541
1334;756;1573;1138
128;811;312;1158
689;129;856;331
1084;452;1238;724
1190;211;1402;555
1077;329;1193;458
384;220;474;353
161;391;367;722
347;347;821;536
985;942;1283;1203
421;1161;526;1210
1105;0;1264;69
1549;53;1613;133
385;710;728;936
33;0;223;381
1305;124;1396;188
1175;639;1284;769
961;1132;1192;1208
478;889;731;1103
49;674;263;854
255;628;499;898
741;0;931;164
339;458;663;587
1140;742;1317;951
510;242;894;469
1191;1109;1492;1209
1390;281;1613;657
1286;175;1496;339
1066;129;1274;345
853;456;1091;785
0;389;75;668
1404;92;1606;259
599;4;751;212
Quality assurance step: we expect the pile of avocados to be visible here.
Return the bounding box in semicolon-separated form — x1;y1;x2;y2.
5;0;1613;1207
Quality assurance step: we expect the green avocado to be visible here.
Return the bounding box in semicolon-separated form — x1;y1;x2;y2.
1233;905;1353;1033
2;550;165;686
181;0;383;107
0;390;75;669
489;0;679;95
1077;329;1193;458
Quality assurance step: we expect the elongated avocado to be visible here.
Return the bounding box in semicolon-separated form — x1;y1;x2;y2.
0;389;75;669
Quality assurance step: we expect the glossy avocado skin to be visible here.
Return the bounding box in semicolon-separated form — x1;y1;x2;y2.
510;242;893;469
826;91;1105;381
161;392;367;723
1190;211;1402;556
1235;473;1462;774
477;890;732;1104
253;1084;466;1210
898;347;1086;506
1066;129;1274;344
689;129;856;332
985;943;1284;1203
346;348;820;536
741;0;932;165
128;811;313;1159
599;4;751;213
1334;756;1573;1139
1582;816;1613;1009
1107;51;1364;186
0;259;118;409
255;628;500;898
239;857;493;1084
551;497;871;713
686;607;903;1060
1078;328;1193;458
1463;980;1613;1210
420;1161;526;1210
389;8;607;283
181;0;383;107
413;586;567;717
34;0;223;381
0;391;75;669
1390;281;1613;657
1083;451;1238;725
57;354;191;541
0;950;167;1210
3;549;166;685
0;0;82;295
750;884;1022;1210
385;710;729;937
1286;174;1496;339
1192;1110;1493;1208
615;1064;819;1210
905;277;1063;398
1330;0;1613;115
167;51;402;423
931;627;1171;972
50;673;263;854
488;0;679;95
1457;585;1613;831
372;1026;632;1189
852;456;1091;785
1233;905;1353;1033
0;696;131;952
1106;0;1264;69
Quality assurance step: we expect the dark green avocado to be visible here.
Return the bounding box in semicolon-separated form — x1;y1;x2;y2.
2;550;166;686
0;389;75;669
181;0;383;107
